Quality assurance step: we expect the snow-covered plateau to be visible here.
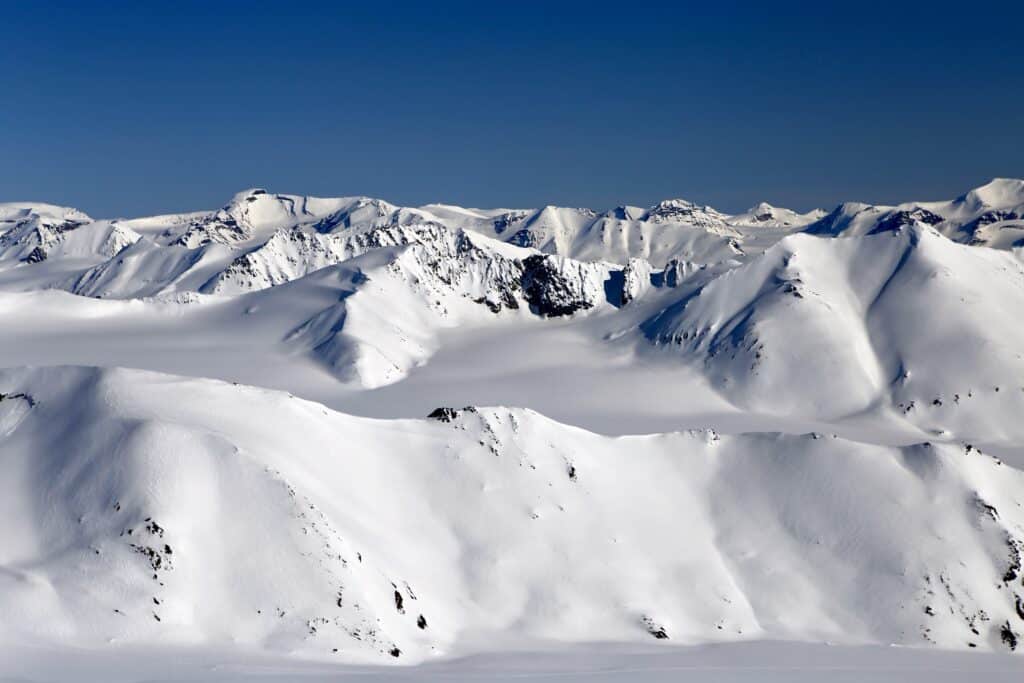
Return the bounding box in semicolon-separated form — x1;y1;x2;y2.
2;181;1024;681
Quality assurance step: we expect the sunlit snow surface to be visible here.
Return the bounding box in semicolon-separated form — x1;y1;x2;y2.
2;182;1024;678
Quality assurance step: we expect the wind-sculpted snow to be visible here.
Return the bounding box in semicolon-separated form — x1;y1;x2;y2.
0;367;1022;662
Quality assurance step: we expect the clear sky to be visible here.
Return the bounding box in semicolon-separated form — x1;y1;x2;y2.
2;0;1022;218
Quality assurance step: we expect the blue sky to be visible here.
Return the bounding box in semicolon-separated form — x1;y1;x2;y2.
2;0;1022;217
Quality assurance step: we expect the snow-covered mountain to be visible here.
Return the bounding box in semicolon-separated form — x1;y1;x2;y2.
804;178;1024;248
730;202;827;228
2;179;1024;669
0;202;139;264
643;223;1024;432
2;366;1022;662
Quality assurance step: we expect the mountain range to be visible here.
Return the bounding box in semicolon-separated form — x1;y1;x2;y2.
2;179;1024;665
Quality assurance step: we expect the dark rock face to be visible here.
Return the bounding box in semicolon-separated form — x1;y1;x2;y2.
641;615;670;639
175;214;249;247
427;406;481;423
204;213;615;319
803;204;881;236
47;219;87;236
0;391;36;407
970;210;1019;229
507;228;541;249
520;255;595;317
427;407;461;422
870;208;944;235
23;246;47;263
964;210;1021;244
661;259;692;288
492;211;529;235
0;218;86;263
1001;622;1018;651
430;230;524;313
803;208;844;235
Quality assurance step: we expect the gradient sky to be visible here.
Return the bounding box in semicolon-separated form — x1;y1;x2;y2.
2;0;1022;218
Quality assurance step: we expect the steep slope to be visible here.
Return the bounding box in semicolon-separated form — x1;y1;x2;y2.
1;366;1022;662
67;238;235;299
643;224;1024;433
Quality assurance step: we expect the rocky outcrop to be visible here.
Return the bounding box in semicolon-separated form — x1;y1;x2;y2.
206;218;619;319
0;208;138;264
645;199;730;230
519;254;608;317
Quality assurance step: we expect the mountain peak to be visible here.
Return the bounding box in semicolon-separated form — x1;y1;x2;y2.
959;178;1024;209
646;199;727;226
0;202;93;224
731;202;825;228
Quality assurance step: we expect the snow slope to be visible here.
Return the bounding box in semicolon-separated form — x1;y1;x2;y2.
1;366;1022;663
642;224;1024;434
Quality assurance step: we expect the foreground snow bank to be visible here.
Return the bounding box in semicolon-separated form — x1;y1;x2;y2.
1;367;1022;662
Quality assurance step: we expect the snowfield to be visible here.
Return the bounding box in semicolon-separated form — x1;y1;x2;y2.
2;181;1024;680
